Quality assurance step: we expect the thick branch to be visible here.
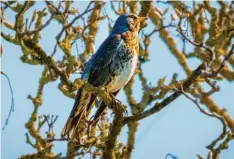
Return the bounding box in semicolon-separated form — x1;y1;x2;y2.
103;108;125;159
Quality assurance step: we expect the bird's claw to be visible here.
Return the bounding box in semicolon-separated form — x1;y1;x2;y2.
109;93;122;113
110;107;128;117
124;109;128;116
109;93;129;117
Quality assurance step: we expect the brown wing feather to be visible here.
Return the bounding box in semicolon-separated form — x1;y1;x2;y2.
61;89;96;139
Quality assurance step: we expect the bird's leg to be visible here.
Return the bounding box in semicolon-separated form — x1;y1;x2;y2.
109;92;122;112
109;93;128;116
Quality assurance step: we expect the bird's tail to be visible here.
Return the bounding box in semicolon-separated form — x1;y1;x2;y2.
61;90;96;139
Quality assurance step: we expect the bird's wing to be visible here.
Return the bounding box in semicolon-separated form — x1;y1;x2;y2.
86;34;124;87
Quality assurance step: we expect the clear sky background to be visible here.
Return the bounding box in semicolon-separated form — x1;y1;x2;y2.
1;1;234;159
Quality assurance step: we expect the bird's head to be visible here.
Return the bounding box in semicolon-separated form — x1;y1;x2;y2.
112;13;148;34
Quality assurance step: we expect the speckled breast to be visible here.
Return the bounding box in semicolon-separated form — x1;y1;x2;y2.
107;32;139;93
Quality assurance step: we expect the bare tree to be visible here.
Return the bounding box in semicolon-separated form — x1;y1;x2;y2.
1;1;234;159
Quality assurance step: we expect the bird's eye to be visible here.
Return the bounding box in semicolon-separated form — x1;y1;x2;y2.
130;15;137;20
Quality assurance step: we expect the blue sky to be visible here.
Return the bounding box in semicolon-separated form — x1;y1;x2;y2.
1;1;234;159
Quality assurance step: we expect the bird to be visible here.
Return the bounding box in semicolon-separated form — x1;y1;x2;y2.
61;13;147;139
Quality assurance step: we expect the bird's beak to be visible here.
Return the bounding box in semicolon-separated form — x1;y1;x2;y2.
136;17;148;23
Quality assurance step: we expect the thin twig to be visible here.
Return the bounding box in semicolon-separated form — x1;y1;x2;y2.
56;2;104;42
176;7;215;62
81;15;107;38
176;28;214;62
19;13;55;37
51;43;58;56
148;23;174;37
47;137;68;142
180;85;227;153
165;153;178;159
43;114;58;133
1;71;15;130
181;87;226;128
15;1;29;32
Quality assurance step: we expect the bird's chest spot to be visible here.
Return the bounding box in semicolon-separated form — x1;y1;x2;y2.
108;53;138;92
122;32;139;51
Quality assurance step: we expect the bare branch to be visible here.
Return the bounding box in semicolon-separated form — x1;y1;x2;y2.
124;63;206;123
148;23;175;37
19;13;55;37
1;71;15;130
176;28;215;62
56;2;105;42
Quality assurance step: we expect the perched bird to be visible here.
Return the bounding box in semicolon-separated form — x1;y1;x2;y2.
62;13;147;139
